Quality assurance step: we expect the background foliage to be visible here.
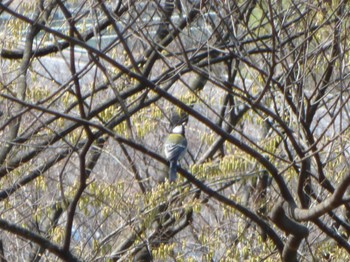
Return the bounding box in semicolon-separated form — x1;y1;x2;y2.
0;0;350;261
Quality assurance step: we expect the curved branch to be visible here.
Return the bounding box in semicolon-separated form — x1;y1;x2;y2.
0;218;80;261
294;172;350;221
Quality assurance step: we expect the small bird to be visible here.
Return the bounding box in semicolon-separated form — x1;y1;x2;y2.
164;124;187;182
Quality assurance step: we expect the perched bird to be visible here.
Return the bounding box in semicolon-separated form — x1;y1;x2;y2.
164;124;187;182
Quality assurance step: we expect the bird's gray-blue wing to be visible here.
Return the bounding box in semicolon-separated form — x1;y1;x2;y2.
164;142;187;162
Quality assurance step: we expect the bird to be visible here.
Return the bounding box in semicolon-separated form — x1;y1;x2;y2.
164;123;187;182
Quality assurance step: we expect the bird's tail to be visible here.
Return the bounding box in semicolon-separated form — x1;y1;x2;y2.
169;161;177;182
